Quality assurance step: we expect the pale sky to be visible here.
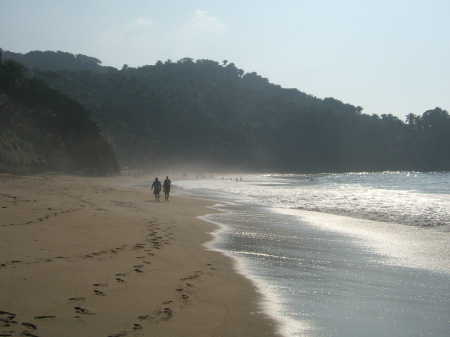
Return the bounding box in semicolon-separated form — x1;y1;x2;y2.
1;0;449;120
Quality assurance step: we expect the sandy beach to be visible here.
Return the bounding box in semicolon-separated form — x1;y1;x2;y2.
0;174;278;337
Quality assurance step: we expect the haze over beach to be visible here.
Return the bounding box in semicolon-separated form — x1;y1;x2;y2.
1;0;449;120
1;1;450;336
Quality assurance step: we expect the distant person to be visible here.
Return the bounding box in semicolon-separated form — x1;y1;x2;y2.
151;177;162;201
163;176;171;201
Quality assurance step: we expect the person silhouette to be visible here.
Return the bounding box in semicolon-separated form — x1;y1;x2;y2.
151;177;162;201
163;176;171;201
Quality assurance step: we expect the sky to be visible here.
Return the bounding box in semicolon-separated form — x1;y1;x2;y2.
1;0;449;120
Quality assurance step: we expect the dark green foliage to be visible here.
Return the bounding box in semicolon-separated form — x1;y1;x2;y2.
406;108;450;171
0;51;119;176
5;50;449;172
3;50;117;74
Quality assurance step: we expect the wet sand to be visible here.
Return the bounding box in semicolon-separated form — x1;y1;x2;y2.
0;174;278;337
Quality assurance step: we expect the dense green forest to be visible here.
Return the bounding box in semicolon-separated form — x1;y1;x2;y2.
3;50;450;173
0;50;119;176
3;50;116;74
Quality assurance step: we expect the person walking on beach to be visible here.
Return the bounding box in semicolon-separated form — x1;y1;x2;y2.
163;176;171;201
151;177;162;201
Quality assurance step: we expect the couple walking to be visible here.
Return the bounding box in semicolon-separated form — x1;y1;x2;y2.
151;176;171;201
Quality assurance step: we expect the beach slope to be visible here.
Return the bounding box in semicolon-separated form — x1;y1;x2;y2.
0;174;277;337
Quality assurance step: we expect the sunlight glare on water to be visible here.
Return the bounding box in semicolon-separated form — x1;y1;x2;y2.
177;172;450;336
176;172;450;228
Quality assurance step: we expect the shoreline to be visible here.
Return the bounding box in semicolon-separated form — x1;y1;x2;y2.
0;174;279;337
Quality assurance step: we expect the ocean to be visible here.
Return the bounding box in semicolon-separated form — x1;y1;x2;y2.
174;172;450;337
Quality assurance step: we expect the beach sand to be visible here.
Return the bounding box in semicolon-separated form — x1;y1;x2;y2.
0;174;278;337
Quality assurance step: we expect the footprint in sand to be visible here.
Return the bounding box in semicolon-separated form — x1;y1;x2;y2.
0;310;18;332
34;316;55;320
74;306;95;315
22;322;37;331
0;310;16;318
92;283;108;287
69;297;86;301
91;250;107;256
206;263;218;271
94;290;105;296
181;274;199;281
21;331;39;337
149;307;173;322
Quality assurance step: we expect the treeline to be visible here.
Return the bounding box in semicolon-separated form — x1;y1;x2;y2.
4;50;450;172
0;50;119;176
3;50;116;74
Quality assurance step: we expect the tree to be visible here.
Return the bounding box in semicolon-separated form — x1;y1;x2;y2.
14;51;447;172
0;58;119;175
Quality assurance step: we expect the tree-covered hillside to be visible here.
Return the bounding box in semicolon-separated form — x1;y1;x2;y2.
0;51;119;176
3;50;116;74
5;50;450;172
